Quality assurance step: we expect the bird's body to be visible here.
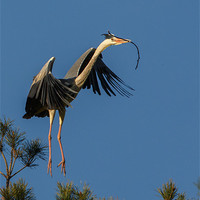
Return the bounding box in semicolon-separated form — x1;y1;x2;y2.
23;32;140;176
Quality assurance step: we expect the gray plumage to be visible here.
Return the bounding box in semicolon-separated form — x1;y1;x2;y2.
23;32;140;176
23;48;133;119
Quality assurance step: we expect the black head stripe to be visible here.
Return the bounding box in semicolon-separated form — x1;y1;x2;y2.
102;30;115;39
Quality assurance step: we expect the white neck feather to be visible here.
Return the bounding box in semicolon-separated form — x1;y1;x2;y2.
75;39;112;88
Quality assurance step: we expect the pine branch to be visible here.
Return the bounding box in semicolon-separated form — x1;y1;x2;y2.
1;151;9;175
0;170;6;178
10;164;28;179
9;149;14;174
11;155;17;174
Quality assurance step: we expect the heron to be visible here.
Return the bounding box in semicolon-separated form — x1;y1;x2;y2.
23;31;140;176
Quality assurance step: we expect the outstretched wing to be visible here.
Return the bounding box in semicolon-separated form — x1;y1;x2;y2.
23;57;77;119
75;48;134;97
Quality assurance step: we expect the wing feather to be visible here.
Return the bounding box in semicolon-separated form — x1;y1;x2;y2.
96;67;116;96
23;58;77;119
79;48;134;97
90;68;101;95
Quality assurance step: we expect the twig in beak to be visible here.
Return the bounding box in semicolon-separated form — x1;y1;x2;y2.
130;41;140;70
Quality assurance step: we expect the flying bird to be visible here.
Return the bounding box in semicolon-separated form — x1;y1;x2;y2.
23;31;140;176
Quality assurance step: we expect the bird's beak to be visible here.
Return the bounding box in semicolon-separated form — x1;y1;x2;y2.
114;37;131;44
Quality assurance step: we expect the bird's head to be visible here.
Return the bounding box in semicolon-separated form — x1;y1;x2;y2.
102;31;131;46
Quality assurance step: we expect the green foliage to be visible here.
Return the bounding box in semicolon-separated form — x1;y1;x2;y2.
0;118;13;138
176;193;186;200
0;117;47;189
19;139;47;167
56;182;96;200
194;178;200;197
75;183;95;200
157;179;188;200
158;179;178;200
0;179;36;200
56;182;75;200
56;182;116;200
5;128;25;151
0;118;14;152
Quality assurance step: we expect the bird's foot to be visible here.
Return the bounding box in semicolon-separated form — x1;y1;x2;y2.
57;159;66;176
47;159;52;176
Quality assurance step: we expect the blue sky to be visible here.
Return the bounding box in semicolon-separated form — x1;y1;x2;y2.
1;0;199;199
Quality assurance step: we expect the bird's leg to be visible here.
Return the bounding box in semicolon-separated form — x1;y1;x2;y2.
47;125;52;176
47;110;56;176
57;125;66;175
57;109;66;176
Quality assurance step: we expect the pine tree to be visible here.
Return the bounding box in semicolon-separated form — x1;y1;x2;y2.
56;182;96;200
194;178;200;199
157;179;186;200
0;179;36;200
0;117;47;199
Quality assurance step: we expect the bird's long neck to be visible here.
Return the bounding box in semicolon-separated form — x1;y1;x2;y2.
75;40;111;88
